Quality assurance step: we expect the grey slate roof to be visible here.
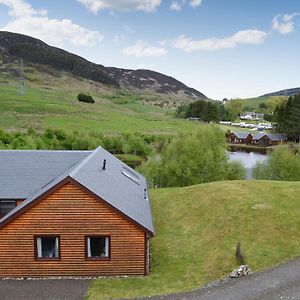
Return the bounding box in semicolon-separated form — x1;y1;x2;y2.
265;134;287;141
232;132;252;139
252;133;266;141
0;150;91;199
252;133;287;141
0;148;154;235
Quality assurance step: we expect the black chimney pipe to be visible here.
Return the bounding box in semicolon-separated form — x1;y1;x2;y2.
102;159;107;170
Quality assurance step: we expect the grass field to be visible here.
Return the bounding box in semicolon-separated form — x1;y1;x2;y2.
0;66;201;135
86;180;300;300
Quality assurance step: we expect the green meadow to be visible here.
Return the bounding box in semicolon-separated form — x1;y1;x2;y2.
0;71;199;135
87;180;300;299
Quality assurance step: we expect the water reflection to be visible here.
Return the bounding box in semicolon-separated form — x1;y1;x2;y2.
229;151;269;179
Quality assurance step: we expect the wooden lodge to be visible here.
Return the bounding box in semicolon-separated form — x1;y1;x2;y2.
0;147;154;278
228;132;253;144
228;132;287;147
256;134;288;146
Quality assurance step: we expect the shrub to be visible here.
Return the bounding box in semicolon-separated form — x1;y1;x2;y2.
77;93;95;104
253;146;300;181
139;125;244;188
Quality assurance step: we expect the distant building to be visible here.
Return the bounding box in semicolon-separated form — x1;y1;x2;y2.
252;133;266;144
257;134;288;146
240;112;264;121
228;132;253;144
228;132;287;146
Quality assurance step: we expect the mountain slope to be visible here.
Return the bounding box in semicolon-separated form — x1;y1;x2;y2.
261;87;300;97
107;67;206;98
0;31;207;99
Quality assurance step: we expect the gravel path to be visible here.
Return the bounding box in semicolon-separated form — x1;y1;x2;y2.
0;279;89;300
138;257;300;300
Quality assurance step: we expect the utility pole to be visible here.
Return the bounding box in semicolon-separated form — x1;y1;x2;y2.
19;58;25;96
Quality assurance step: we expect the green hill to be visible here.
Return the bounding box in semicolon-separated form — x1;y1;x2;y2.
261;87;300;98
0;68;201;135
87;180;300;299
0;31;210;135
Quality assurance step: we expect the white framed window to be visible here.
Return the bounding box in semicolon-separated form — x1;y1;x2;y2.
35;236;60;259
86;236;110;259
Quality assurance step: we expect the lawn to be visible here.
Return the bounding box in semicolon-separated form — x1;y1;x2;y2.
87;180;300;299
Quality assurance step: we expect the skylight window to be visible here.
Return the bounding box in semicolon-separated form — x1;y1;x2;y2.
122;167;140;184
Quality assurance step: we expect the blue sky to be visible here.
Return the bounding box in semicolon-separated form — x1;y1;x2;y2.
0;0;299;99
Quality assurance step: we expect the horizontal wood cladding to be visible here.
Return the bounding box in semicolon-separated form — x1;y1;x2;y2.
0;182;146;277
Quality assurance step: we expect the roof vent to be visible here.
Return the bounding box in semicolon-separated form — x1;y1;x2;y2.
102;159;107;170
144;188;148;201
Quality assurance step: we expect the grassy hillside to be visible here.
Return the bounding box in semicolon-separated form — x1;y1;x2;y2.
87;180;300;299
240;95;287;113
0;65;200;135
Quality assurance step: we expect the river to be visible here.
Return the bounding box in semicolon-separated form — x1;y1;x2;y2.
229;151;269;179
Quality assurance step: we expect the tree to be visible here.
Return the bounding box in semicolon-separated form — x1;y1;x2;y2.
266;96;286;113
139;125;245;188
263;113;273;122
176;104;189;118
77;93;95;104
274;93;300;141
225;99;245;121
178;100;223;122
253;146;300;181
259;103;267;110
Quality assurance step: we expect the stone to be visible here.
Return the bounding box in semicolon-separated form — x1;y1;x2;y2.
230;265;252;278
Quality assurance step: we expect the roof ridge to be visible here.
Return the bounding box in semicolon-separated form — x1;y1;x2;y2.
0;150;93;153
69;147;102;178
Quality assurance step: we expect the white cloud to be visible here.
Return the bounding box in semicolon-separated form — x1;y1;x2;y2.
189;0;202;7
3;17;103;47
172;29;267;52
122;40;167;57
0;0;46;17
272;13;300;34
77;0;162;13
170;1;182;11
0;0;103;47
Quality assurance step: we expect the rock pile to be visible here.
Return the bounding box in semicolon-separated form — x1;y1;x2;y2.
230;265;252;278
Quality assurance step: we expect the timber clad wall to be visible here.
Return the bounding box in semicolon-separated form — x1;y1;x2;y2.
0;182;146;277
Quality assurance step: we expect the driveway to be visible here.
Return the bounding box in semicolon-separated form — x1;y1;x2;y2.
0;279;89;300
2;258;300;300
139;257;300;300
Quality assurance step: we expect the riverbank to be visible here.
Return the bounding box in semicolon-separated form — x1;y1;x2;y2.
228;143;273;154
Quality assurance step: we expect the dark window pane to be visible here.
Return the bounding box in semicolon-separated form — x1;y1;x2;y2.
36;237;59;258
87;237;108;258
42;237;57;258
0;200;16;218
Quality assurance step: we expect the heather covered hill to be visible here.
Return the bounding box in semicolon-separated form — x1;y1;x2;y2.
0;31;207;99
261;87;300;98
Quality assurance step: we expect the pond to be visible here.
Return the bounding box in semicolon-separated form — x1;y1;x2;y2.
229;151;269;179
